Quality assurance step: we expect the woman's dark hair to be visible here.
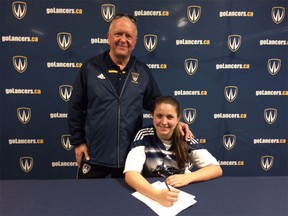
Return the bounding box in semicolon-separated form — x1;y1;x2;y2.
152;96;189;169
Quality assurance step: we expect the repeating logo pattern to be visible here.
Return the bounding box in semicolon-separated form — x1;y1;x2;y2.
264;108;277;124
59;85;73;102
12;1;27;20
101;4;115;22
271;7;285;24
2;2;287;179
261;156;274;171
267;58;281;76
20;157;33;173
57;32;72;50
187;6;201;23
144;34;158;52
61;135;73;151
228;35;242;52
223;134;236;150
13;56;28;73
224;86;238;102
17;107;31;124
183;108;196;124
184;58;198;75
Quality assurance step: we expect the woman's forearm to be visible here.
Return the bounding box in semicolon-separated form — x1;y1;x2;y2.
188;165;223;183
125;171;160;199
166;165;223;187
125;171;179;207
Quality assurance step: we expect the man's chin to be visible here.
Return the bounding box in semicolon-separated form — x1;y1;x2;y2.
115;52;129;59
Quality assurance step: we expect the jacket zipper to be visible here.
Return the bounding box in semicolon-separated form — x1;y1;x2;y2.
116;60;137;167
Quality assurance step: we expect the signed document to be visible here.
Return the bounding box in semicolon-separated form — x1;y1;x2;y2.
132;181;197;216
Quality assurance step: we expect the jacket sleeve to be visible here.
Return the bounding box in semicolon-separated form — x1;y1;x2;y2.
67;64;88;146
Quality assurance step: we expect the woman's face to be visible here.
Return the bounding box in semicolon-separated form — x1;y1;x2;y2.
153;103;180;140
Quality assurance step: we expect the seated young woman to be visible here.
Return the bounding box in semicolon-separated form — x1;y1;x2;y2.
124;96;222;207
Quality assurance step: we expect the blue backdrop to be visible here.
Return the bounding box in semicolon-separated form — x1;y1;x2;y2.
1;0;287;179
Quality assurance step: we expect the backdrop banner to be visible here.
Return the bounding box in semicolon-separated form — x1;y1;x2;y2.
1;0;287;179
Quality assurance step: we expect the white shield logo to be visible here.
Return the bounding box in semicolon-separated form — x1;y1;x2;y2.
101;4;116;22
61;134;73;151
224;86;238;102
12;1;27;20
228;35;242;52
20;157;33;173
183;108;196;124
271;7;285;24
57;32;72;50
82;163;91;174
223;134;236;150
264;108;277;124
59;85;73;102
267;58;281;76
144;34;158;52
261;156;274;171
17;107;31;124
187;5;201;23
13;56;28;73
184;58;198;75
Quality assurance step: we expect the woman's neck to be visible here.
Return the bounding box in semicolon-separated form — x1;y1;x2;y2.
160;138;172;150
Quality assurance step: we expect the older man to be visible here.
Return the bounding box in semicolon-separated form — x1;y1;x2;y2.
68;13;192;178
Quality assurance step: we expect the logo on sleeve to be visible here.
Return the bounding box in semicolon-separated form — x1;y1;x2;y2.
82;163;91;174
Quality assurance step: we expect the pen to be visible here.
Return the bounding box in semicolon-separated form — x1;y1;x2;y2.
164;180;171;191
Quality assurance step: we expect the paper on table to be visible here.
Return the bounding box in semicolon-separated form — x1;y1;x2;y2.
132;181;197;216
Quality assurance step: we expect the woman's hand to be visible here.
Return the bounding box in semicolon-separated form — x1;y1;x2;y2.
166;174;191;188
155;188;179;207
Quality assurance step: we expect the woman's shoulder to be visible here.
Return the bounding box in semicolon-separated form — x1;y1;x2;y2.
187;138;204;151
133;126;155;142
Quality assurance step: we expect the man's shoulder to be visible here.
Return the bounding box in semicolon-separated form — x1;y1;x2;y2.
133;56;150;70
86;52;105;64
81;52;106;71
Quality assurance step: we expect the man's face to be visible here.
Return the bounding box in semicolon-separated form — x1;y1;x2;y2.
108;17;138;60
